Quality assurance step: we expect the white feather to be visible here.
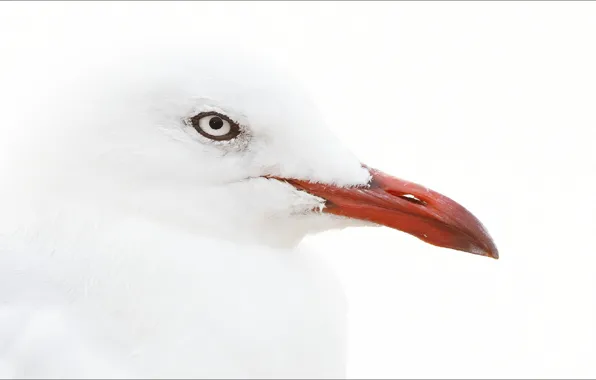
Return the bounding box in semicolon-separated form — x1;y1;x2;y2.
0;41;373;377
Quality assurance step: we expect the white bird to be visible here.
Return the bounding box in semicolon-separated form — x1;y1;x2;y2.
0;44;497;378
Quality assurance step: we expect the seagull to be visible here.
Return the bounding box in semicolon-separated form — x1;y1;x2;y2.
0;44;497;378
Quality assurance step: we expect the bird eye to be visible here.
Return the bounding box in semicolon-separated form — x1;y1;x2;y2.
189;112;241;141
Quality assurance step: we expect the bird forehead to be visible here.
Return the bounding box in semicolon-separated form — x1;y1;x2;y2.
100;50;319;133
179;62;318;122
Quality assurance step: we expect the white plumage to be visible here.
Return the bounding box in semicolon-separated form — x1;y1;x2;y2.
0;45;369;378
0;42;496;378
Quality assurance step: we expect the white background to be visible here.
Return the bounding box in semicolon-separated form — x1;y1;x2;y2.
1;2;595;378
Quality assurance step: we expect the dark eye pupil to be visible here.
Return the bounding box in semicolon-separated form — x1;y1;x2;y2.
209;117;224;130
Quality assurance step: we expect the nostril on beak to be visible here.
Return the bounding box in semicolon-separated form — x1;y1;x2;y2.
387;190;427;206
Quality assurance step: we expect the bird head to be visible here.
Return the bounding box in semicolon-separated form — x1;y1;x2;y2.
16;44;497;258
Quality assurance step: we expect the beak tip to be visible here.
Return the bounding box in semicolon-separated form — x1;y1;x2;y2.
485;237;499;260
464;239;499;260
487;250;499;260
480;243;499;260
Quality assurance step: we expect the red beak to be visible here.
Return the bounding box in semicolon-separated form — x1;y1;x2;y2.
276;167;498;259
